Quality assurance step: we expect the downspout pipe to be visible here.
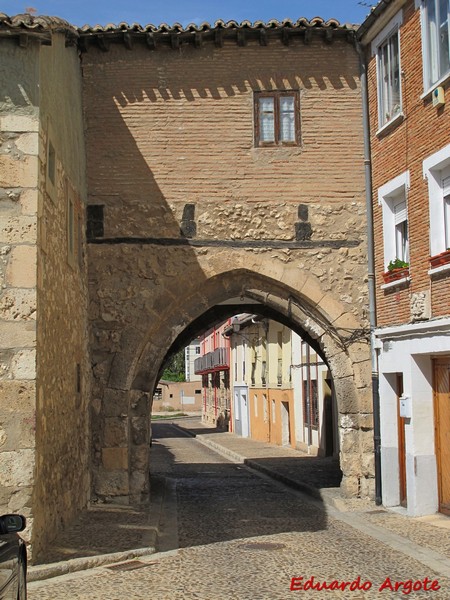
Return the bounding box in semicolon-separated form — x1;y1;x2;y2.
356;38;382;506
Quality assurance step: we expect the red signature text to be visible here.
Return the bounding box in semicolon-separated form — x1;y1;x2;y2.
290;576;441;595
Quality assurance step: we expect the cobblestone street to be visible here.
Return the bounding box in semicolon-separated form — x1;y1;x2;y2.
28;420;450;599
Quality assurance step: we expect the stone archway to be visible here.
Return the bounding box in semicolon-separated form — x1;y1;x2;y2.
89;254;373;505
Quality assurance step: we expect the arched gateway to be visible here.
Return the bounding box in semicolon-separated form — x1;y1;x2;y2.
0;14;372;556
89;259;373;505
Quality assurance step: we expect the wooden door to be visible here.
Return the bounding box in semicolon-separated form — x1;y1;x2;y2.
434;358;450;515
396;374;407;507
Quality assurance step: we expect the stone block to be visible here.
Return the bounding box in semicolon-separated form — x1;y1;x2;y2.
361;452;375;477
0;413;35;451
0;289;37;321
0;381;35;411
0;321;36;350
20;189;38;216
103;388;128;417
0;155;38;188
15;133;39;156
340;474;360;498
102;447;128;471
353;360;372;389
0;216;37;244
359;476;375;499
316;293;345;324
8;487;33;514
339;428;360;453
340;452;362;477
360;429;375;453
0;449;34;487
10;349;36;380
103;417;128;447
93;469;129;497
334;378;360;413
359;412;374;430
130;391;149;416
130;445;149;472
5;245;37;288
356;387;374;414
131;417;149;445
0;115;39;133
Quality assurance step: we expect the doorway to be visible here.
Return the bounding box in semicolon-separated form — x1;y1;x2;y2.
396;374;407;508
281;401;291;447
433;357;450;515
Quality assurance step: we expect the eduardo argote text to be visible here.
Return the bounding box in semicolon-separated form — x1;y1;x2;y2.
290;575;441;595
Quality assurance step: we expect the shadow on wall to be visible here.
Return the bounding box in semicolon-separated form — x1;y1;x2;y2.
108;42;359;108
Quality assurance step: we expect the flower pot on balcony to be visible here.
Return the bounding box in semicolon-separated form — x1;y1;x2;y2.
382;267;409;284
429;249;450;268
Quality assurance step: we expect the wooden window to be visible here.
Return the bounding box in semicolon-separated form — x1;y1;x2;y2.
422;0;450;89
377;30;401;126
254;91;300;146
303;379;319;429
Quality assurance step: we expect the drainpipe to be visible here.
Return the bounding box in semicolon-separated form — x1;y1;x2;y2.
357;38;382;505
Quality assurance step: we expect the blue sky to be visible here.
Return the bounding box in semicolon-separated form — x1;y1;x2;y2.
1;1;374;28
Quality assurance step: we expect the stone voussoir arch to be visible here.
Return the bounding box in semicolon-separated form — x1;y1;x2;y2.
95;260;372;505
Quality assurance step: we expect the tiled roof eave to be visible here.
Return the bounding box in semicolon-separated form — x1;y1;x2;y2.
0;13;358;50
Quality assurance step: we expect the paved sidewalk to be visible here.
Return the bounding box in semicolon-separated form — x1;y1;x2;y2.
28;417;450;584
172;417;343;500
173;418;450;559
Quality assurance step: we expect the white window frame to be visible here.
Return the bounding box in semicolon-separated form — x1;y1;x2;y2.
372;11;403;130
420;0;450;91
423;142;450;255
378;171;410;271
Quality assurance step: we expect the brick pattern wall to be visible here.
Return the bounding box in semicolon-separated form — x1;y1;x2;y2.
367;0;450;327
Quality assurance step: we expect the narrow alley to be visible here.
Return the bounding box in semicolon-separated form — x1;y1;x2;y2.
28;419;450;599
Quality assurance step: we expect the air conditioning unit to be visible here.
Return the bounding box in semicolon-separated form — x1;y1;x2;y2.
432;86;445;108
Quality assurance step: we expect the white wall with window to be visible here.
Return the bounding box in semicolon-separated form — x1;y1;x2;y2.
423;142;450;257
420;0;450;90
378;171;410;271
372;11;403;129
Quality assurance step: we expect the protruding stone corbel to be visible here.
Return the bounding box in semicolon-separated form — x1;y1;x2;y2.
123;32;133;50
215;29;224;48
180;203;197;239
325;29;334;44
146;33;156;49
303;29;312;45
237;30;247;46
295;204;312;241
259;28;268;46
19;33;29;48
97;35;110;52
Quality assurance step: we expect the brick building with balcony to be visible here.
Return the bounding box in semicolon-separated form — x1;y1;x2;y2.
360;0;450;516
194;321;231;428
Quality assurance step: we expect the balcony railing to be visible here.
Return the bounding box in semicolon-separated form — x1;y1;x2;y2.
194;347;229;374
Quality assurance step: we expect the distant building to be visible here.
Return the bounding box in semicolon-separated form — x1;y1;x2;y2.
194;321;231;428
152;380;203;413
184;339;202;382
225;315;337;455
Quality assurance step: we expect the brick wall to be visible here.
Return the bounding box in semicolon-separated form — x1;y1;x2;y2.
367;0;450;327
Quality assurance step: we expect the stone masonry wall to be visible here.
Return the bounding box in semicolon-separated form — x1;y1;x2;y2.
31;34;90;560
0;37;40;549
83;35;373;502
